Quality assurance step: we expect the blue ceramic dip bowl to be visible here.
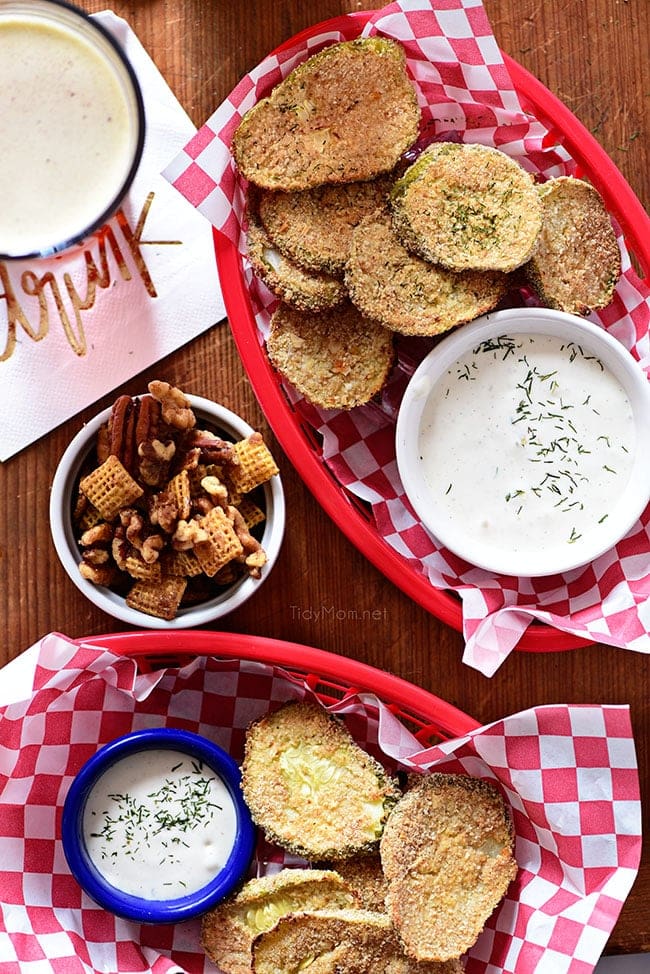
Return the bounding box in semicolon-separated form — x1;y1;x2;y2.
62;727;256;923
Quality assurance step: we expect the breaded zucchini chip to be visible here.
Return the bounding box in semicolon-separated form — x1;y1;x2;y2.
266;301;394;410
258;177;393;276
345;208;507;335
251;908;465;974
241;701;401;860
380;773;517;963
201;868;358;974
317;853;388;913
247;199;346;312
390;142;542;272
526;175;621;315
232;38;419;190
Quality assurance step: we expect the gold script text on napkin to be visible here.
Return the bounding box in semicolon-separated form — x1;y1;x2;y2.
0;192;181;361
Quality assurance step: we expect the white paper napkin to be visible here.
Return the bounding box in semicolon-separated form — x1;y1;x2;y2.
0;11;225;462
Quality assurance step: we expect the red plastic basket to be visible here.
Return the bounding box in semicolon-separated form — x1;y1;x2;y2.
213;12;650;654
78;630;480;746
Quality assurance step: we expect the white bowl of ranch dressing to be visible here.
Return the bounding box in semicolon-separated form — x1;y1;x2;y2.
396;307;650;577
62;728;256;923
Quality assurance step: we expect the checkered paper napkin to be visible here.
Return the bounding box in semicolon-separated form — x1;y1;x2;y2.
0;633;641;974
163;0;650;677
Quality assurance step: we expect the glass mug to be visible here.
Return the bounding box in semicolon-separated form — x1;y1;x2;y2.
0;0;145;260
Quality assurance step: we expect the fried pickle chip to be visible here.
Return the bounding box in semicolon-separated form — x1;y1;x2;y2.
242;701;401;860
317;853;388;913
266;302;394;410
526;175;621;315
345;208;507;335
247;200;347;311
252;909;465;974
232;38;419;190
201;868;359;974
258;177;393;276
390;142;542;272
380;773;517;963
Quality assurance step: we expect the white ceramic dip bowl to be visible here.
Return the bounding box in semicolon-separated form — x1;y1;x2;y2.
396;307;650;577
50;394;285;627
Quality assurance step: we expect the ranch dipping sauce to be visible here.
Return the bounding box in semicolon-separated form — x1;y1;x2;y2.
418;332;636;573
83;749;238;900
0;8;141;257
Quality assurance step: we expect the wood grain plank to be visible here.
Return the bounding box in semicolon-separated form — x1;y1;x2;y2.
1;0;647;955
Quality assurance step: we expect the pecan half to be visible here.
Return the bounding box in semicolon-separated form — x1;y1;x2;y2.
107;395;140;474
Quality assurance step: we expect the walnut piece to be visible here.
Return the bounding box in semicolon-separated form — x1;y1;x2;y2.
79;561;118;586
201;475;229;506
138;438;176;488
79;523;113;546
172;518;210;550
148;380;196;430
149;491;179;533
82;548;110;566
141;534;164;564
111;529;129;570
227;505;268;577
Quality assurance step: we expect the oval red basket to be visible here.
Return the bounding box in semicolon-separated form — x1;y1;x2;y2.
79;630;479;745
213;12;650;654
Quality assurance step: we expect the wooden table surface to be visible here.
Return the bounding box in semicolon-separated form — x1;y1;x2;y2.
1;0;649;958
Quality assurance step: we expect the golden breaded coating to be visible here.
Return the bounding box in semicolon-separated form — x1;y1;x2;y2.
242;701;401;861
266;302;394;410
380;773;517;963
318;853;388;913
526;175;621;315
232;38;419;190
247;200;347;311
345;208;507;335
258;177;393;276
201;868;359;974
390;142;542;272
252;909;465;974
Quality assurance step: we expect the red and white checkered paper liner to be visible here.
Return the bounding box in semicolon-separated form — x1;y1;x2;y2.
164;0;650;676
0;633;641;974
